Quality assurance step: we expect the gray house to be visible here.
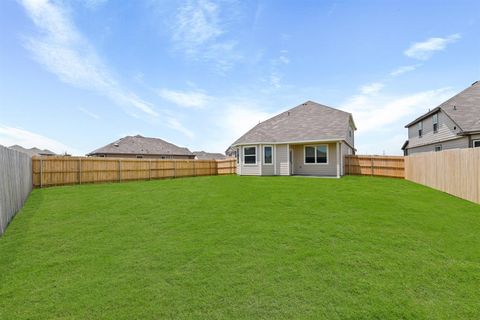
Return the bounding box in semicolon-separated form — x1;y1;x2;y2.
230;101;356;177
402;81;480;155
87;135;195;159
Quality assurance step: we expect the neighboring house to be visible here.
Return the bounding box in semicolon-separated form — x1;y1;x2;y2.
225;146;236;157
87;135;195;159
230;101;356;177
193;151;229;160
9;145;56;157
402;81;480;155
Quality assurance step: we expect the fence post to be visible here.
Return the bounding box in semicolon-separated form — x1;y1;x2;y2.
78;158;82;184
118;160;121;182
149;160;152;180
193;161;196;177
174;160;176;178
371;157;374;176
40;158;43;188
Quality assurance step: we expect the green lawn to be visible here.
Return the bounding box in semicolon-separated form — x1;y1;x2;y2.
1;176;479;319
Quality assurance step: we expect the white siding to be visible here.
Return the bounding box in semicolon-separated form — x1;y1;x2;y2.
292;143;337;176
275;144;289;175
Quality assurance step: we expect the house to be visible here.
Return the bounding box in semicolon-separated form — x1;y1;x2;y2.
87;135;195;159
9;145;57;157
230;101;356;177
193;151;229;160
402;81;480;155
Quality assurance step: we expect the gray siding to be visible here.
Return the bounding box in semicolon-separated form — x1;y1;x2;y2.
340;142;353;176
407;136;469;154
345;122;355;149
292;143;337;176
237;145;261;175
276;144;289;175
408;110;460;148
260;144;275;175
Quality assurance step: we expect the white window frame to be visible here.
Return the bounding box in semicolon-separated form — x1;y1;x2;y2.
434;145;442;152
263;145;273;165
473;139;480;148
236;148;240;164
243;145;257;166
303;145;329;165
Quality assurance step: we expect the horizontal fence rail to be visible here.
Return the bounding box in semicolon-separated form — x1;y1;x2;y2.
32;157;236;188
345;155;405;178
405;148;480;204
0;146;32;236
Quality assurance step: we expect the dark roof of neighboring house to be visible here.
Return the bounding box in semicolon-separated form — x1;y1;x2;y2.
87;135;193;156
231;101;356;146
405;81;480;133
193;151;228;160
9;145;56;157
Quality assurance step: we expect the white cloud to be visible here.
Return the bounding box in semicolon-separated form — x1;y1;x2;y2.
171;0;240;71
404;34;461;60
278;55;289;64
82;0;108;10
360;82;384;95
173;0;223;52
0;125;79;155
344;87;455;135
166;118;195;139
390;64;420;76
20;0;195;138
158;89;212;109
20;0;157;118
78;107;100;119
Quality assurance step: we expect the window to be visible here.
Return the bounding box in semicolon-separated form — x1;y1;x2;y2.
236;148;240;164
304;145;328;164
433;114;438;133
418;121;423;137
264;146;273;164
243;146;257;164
473;140;480;148
434;145;442;152
136;155;143;159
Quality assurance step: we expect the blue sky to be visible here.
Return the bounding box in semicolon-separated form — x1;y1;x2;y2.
0;0;479;155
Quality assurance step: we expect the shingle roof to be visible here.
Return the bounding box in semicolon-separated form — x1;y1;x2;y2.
405;81;480;133
87;135;193;156
193;151;228;160
232;101;355;146
9;145;56;156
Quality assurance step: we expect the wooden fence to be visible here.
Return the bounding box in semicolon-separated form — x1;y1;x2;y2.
405;148;480;204
344;155;405;178
0;146;32;236
32;157;236;188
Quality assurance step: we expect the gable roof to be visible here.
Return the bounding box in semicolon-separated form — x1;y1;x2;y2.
405;81;480;133
232;101;355;146
87;135;193;156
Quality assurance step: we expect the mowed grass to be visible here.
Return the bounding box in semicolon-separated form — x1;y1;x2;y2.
1;176;480;319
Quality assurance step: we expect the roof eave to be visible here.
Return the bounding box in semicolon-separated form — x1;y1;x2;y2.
404;107;441;128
